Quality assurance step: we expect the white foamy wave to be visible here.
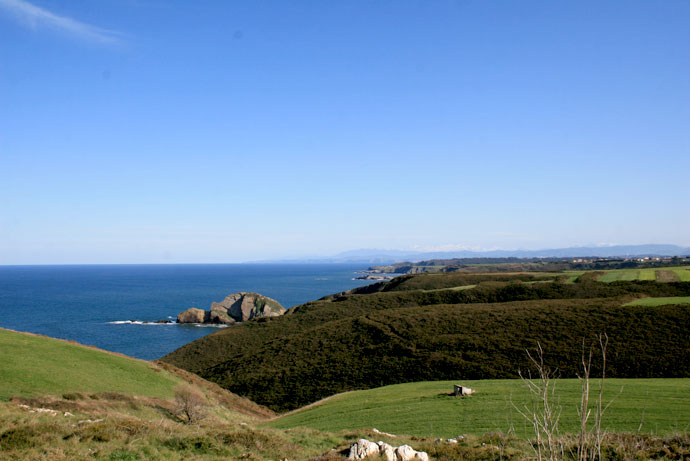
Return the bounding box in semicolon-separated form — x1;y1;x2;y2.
107;320;231;328
107;320;175;325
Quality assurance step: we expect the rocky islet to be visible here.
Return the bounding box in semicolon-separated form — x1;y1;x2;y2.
177;292;286;325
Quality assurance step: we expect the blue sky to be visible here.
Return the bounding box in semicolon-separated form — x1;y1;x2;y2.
1;0;688;264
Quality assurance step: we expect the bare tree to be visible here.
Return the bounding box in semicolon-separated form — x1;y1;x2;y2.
514;342;563;461
576;333;616;460
593;333;611;460
513;335;619;461
174;385;207;424
577;339;593;461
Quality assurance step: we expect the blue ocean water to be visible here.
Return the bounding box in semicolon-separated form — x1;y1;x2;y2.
0;264;372;360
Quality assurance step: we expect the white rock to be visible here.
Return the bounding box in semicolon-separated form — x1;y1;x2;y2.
348;439;380;460
394;444;429;461
347;438;427;461
34;407;58;414
377;441;393;450
372;427;396;437
377;441;396;461
395;445;416;460
77;418;104;424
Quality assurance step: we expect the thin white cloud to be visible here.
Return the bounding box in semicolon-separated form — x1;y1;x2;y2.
0;0;122;44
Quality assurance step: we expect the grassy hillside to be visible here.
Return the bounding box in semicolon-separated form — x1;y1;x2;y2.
0;328;271;418
162;275;690;411
2;327;688;459
0;327;507;460
0;328;180;401
268;379;690;438
0;328;359;460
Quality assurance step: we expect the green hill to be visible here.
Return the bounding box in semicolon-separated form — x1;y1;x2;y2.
0;328;180;401
0;327;272;419
268;379;690;438
0;328;471;460
161;274;690;411
0;328;352;460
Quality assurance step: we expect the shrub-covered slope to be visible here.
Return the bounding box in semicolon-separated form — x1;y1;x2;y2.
161;276;690;412
345;272;563;294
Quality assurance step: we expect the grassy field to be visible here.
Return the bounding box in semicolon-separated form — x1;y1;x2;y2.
674;267;690;281
426;284;477;292
594;266;690;283
638;268;657;280
0;328;183;400
597;269;641;282
268;379;690;439
563;271;586;283
624;296;690;307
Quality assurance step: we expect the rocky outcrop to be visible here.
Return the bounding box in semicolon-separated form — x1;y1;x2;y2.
377;441;396;461
348;439;380;459
208;303;235;324
394;445;428;461
177;292;286;325
348;439;428;461
354;274;397;281
176;308;207;324
211;292;286;322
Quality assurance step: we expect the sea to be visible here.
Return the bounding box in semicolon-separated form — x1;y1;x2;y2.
0;264;374;360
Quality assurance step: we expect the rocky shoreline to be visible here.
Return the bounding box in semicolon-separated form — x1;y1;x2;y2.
353;274;398;281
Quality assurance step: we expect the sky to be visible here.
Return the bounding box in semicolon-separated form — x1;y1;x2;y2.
0;0;689;264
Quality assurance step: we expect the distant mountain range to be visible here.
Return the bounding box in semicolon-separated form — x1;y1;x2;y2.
255;244;690;264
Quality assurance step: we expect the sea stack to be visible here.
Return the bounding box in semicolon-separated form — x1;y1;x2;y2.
177;292;286;325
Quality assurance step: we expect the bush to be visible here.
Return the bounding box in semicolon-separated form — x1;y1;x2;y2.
174;386;207;424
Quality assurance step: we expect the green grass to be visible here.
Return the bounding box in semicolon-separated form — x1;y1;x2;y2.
674;267;690;281
563;271;586;283
0;328;181;401
624;296;690;307
597;269;640;282
638;268;657;281
592;266;690;283
425;284;476;292
268;379;690;438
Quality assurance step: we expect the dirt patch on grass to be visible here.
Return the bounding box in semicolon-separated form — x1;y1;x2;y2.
656;270;681;282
